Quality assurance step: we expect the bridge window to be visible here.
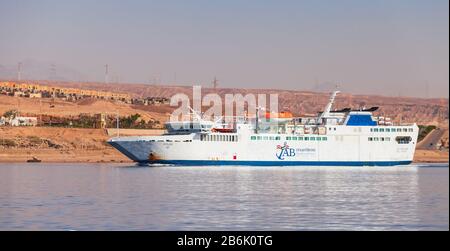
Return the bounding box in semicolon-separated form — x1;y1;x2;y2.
379;128;384;132
292;136;297;140
286;136;292;140
304;137;309;141
403;128;408;132
322;137;327;141
310;137;315;141
298;137;304;141
251;136;256;140
386;128;390;132
368;137;373;141
408;128;413;132
374;128;379;132
396;136;412;144
275;136;280;140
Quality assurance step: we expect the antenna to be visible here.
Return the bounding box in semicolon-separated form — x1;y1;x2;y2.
116;111;120;137
318;90;341;121
105;64;109;84
212;77;218;89
50;64;56;80
17;62;22;81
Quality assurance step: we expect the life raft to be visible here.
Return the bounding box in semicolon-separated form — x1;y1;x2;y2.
265;111;293;119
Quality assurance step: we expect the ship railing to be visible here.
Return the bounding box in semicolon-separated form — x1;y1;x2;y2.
397;123;417;126
375;122;416;126
208;115;249;124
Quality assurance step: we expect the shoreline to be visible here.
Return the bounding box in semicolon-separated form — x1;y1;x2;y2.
0;150;447;164
0;149;132;163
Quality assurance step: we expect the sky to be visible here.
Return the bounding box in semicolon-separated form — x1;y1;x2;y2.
0;0;448;98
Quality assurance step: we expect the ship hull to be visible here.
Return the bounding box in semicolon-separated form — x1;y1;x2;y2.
138;159;412;166
108;127;418;166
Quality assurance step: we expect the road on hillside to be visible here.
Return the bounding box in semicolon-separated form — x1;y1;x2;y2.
417;128;446;150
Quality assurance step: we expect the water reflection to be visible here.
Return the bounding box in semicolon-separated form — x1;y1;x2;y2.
0;163;447;230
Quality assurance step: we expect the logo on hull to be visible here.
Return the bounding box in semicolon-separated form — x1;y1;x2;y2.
276;142;296;160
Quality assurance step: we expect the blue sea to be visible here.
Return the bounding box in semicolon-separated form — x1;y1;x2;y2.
0;163;448;230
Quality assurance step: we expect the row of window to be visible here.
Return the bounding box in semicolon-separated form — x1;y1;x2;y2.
368;136;413;144
200;134;238;142
368;137;391;142
250;136;328;141
251;136;281;140
145;139;192;142
288;136;328;141
370;128;413;133
396;136;413;144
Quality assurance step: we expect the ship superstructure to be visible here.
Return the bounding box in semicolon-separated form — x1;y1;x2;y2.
108;91;418;166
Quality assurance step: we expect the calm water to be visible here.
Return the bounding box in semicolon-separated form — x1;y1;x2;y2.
0;163;448;231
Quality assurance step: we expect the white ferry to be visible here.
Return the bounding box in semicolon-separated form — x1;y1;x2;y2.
108;91;418;166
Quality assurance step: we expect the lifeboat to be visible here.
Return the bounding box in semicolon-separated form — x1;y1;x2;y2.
265;111;293;119
212;128;234;133
264;111;293;124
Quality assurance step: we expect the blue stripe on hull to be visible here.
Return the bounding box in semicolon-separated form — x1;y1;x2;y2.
140;160;413;166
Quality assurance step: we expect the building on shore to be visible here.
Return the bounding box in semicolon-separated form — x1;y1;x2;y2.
0;81;132;103
0;81;170;106
9;117;38;127
0;117;6;126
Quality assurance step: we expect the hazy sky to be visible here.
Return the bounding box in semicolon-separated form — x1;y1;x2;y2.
0;0;448;97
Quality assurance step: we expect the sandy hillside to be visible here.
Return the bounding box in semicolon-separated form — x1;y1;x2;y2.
0;127;131;163
28;80;449;126
0;95;169;122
